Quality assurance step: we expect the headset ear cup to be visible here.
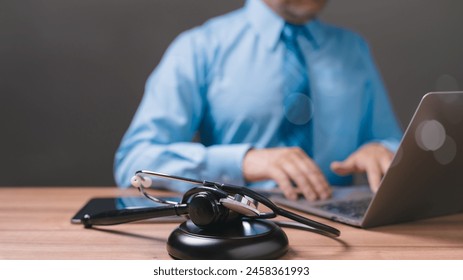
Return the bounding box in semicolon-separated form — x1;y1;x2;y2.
188;192;239;229
188;192;225;228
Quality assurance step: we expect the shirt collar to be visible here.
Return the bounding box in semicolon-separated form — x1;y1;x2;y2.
303;19;324;50
244;0;325;50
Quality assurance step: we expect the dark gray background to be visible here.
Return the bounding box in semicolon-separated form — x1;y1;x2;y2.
1;0;462;186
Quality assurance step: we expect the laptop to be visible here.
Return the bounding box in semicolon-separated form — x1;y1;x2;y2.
271;91;463;228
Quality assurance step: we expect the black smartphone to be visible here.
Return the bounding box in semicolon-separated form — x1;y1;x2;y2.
71;196;184;224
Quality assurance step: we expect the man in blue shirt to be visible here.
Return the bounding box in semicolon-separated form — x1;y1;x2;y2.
114;0;403;201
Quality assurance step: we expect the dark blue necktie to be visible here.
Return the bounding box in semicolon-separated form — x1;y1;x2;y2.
281;23;313;157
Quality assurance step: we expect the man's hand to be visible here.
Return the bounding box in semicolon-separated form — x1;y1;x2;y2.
330;143;394;192
242;147;331;201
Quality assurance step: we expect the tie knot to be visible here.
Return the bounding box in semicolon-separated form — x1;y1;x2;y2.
281;23;306;64
282;23;305;44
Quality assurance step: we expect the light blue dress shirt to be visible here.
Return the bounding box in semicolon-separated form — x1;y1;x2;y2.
114;0;403;191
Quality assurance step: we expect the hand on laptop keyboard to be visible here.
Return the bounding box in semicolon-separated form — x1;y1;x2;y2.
330;143;394;192
243;147;332;201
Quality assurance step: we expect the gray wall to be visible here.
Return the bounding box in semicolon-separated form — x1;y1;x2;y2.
1;0;462;186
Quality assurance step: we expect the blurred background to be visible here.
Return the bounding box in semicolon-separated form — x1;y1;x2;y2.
1;0;462;186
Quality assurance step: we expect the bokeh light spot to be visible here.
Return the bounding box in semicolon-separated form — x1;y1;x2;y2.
415;120;446;151
283;93;313;125
434;135;457;165
435;74;460;91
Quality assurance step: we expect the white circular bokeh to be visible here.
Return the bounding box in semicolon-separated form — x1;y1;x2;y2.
415;120;446;151
433;135;457;165
283;93;314;125
435;74;460;91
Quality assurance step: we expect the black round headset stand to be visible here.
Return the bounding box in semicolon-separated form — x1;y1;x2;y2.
167;218;289;260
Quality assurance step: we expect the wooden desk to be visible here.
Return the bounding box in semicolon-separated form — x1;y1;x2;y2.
1;187;462;260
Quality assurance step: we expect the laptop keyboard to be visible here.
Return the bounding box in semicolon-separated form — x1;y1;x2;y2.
315;198;372;219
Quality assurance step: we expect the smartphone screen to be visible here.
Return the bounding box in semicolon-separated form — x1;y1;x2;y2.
71;196;183;224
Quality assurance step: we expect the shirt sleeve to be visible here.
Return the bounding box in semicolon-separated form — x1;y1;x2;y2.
357;38;404;152
113;30;251;191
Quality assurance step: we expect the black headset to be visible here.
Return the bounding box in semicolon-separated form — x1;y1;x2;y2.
82;170;340;238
